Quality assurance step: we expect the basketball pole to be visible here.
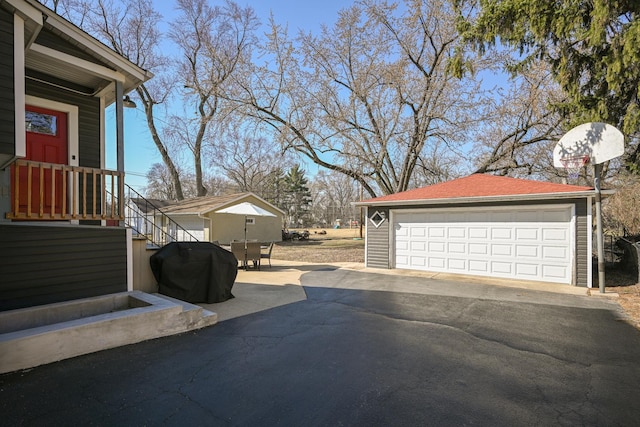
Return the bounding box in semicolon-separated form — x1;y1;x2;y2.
594;163;606;293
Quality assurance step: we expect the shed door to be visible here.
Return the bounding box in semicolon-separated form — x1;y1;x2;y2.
170;216;205;241
394;206;574;284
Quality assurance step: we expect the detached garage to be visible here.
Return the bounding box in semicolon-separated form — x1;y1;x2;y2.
356;174;601;287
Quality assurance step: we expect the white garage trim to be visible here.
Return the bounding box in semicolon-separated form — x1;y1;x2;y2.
391;204;576;284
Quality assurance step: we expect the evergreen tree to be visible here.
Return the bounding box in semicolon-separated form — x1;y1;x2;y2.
283;165;312;227
455;0;640;168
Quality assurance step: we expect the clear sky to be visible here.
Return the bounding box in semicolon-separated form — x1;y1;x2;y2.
105;1;349;192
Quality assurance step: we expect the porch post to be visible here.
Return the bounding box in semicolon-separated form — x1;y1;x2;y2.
115;81;125;174
115;81;125;224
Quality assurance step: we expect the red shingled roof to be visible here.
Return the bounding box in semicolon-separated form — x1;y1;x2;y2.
364;174;593;203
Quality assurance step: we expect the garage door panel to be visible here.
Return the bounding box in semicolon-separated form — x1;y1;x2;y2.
542;246;569;260
543;228;569;241
394;206;573;284
411;227;427;238
516;263;540;278
469;243;488;255
491;244;512;256
411;256;427;267
516;228;539;240
516;245;539;258
448;258;466;271
448;227;466;239
428;257;445;269
469;228;488;239
491;228;512;239
428;227;445;238
491;261;513;274
411;241;427;251
468;259;489;273
428;241;445;252
448;242;466;253
542;265;569;279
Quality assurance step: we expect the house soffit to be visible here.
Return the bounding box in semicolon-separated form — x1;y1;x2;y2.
11;0;152;102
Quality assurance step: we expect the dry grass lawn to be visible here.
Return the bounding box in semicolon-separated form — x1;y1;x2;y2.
273;227;365;264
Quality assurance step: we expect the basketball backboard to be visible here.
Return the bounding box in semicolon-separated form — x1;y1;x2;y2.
553;122;625;167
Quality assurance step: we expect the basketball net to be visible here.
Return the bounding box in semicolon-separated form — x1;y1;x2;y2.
560;155;590;181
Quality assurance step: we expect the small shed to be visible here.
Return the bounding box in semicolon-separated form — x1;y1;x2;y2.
160;193;284;245
355;174;604;287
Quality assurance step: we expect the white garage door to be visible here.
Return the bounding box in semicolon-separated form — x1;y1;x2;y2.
394;205;574;284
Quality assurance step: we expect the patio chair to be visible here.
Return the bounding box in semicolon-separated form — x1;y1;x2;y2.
246;241;262;270
230;241;246;269
261;242;274;268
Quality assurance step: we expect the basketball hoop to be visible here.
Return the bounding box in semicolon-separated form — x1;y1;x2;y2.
559;155;590;180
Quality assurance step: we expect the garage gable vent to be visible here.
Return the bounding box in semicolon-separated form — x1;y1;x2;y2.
370;211;386;228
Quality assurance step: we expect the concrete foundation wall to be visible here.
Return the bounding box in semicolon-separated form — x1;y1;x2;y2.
132;237;159;293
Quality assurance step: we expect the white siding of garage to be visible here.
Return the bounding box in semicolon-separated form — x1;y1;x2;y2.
393;205;575;284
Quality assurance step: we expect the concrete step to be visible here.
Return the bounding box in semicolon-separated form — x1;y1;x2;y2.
0;291;218;374
153;293;218;327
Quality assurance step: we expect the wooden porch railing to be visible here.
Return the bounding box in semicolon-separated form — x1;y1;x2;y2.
6;159;125;221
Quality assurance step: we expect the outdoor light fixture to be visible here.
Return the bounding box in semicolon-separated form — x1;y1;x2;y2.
123;95;137;108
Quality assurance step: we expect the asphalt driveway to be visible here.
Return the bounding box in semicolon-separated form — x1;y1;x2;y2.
2;267;640;426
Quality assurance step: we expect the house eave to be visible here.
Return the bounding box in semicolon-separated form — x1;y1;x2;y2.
354;190;612;207
8;0;152;101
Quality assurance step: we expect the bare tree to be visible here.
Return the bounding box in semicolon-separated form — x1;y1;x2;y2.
171;0;259;197
604;175;640;237
40;0;258;200
231;0;483;197
40;0;188;199
310;170;361;227
91;0;187;199
144;162;232;200
471;63;566;179
209;129;294;197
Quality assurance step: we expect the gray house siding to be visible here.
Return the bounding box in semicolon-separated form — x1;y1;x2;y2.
575;199;588;287
0;7;14;157
0;224;128;311
365;199;590;287
366;207;390;268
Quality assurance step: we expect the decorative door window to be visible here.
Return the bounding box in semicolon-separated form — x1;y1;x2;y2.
26;111;58;135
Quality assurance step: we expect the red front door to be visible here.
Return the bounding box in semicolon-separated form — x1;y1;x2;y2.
15;105;68;216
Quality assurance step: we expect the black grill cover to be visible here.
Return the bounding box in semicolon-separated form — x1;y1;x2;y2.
150;242;237;303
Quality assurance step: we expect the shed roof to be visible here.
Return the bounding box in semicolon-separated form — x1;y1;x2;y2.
357;174;598;207
160;193;284;216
